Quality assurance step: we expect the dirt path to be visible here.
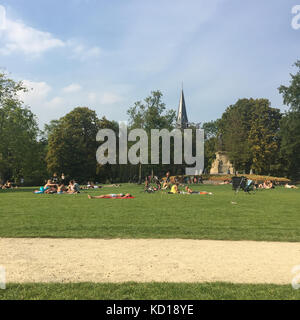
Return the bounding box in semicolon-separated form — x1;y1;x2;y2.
1;238;299;284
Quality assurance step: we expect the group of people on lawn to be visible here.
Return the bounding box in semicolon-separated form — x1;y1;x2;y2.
33;173;130;198
255;180;298;190
35;179;80;194
169;183;212;195
32;170;298;198
144;172;212;195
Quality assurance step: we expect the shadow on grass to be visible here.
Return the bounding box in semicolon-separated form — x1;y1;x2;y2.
0;187;37;193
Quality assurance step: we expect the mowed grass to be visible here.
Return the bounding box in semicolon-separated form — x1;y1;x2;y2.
1;282;300;300
0;184;299;241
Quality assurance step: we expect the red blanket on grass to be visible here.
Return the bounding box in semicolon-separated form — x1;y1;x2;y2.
102;196;135;199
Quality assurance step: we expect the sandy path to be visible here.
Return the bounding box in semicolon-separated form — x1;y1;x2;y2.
1;238;299;284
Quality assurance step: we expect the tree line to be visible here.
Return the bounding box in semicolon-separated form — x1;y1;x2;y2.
0;60;300;185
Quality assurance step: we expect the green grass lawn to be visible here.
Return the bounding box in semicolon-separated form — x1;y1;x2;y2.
1;282;300;300
0;184;299;241
1;185;300;300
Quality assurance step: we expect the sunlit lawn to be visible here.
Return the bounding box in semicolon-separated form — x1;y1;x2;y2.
0;184;299;241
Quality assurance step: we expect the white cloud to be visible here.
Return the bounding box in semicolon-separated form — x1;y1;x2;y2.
15;77;131;127
88;92;123;105
62;83;82;93
88;92;97;103
18;79;65;110
0;5;64;55
67;40;101;61
45;96;65;109
0;5;102;59
99;92;123;104
19;80;52;105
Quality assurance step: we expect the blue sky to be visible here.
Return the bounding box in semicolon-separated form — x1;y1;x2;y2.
0;0;299;128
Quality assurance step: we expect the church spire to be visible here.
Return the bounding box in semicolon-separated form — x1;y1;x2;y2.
176;88;189;129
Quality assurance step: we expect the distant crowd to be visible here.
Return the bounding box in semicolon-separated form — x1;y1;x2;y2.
33;173;122;195
1;171;298;193
143;172;212;195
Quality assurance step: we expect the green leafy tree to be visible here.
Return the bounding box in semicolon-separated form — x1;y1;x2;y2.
42;120;60;140
46;107;102;182
278;60;300;179
127;90;176;178
202;121;219;172
219;98;281;174
127;90;176;131
248;100;281;175
96;116;120;183
218;99;254;172
0;72;43;184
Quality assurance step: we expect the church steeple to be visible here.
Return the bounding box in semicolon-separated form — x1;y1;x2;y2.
176;88;189;129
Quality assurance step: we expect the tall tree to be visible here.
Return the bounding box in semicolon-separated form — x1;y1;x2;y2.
278;60;300;179
127;90;176;178
219;98;281;174
248;100;281;175
0;72;43;184
46;107;102;182
218;99;254;172
127;90;176;131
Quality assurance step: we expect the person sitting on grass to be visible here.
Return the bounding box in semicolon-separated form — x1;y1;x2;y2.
155;180;161;190
2;181;13;189
162;181;169;190
88;193;132;199
45;184;58;194
57;184;67;194
170;183;180;194
144;177;150;190
34;180;57;194
262;180;274;189
162;171;171;190
67;180;80;194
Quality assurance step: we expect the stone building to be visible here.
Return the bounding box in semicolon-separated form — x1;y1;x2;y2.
210;151;234;175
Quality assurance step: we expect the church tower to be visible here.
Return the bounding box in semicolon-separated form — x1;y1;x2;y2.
176;88;189;129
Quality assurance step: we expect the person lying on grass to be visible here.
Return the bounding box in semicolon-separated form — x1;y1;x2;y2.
183;186;213;195
88;193;133;199
168;183;212;195
285;183;299;189
105;184;122;188
81;182;103;190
